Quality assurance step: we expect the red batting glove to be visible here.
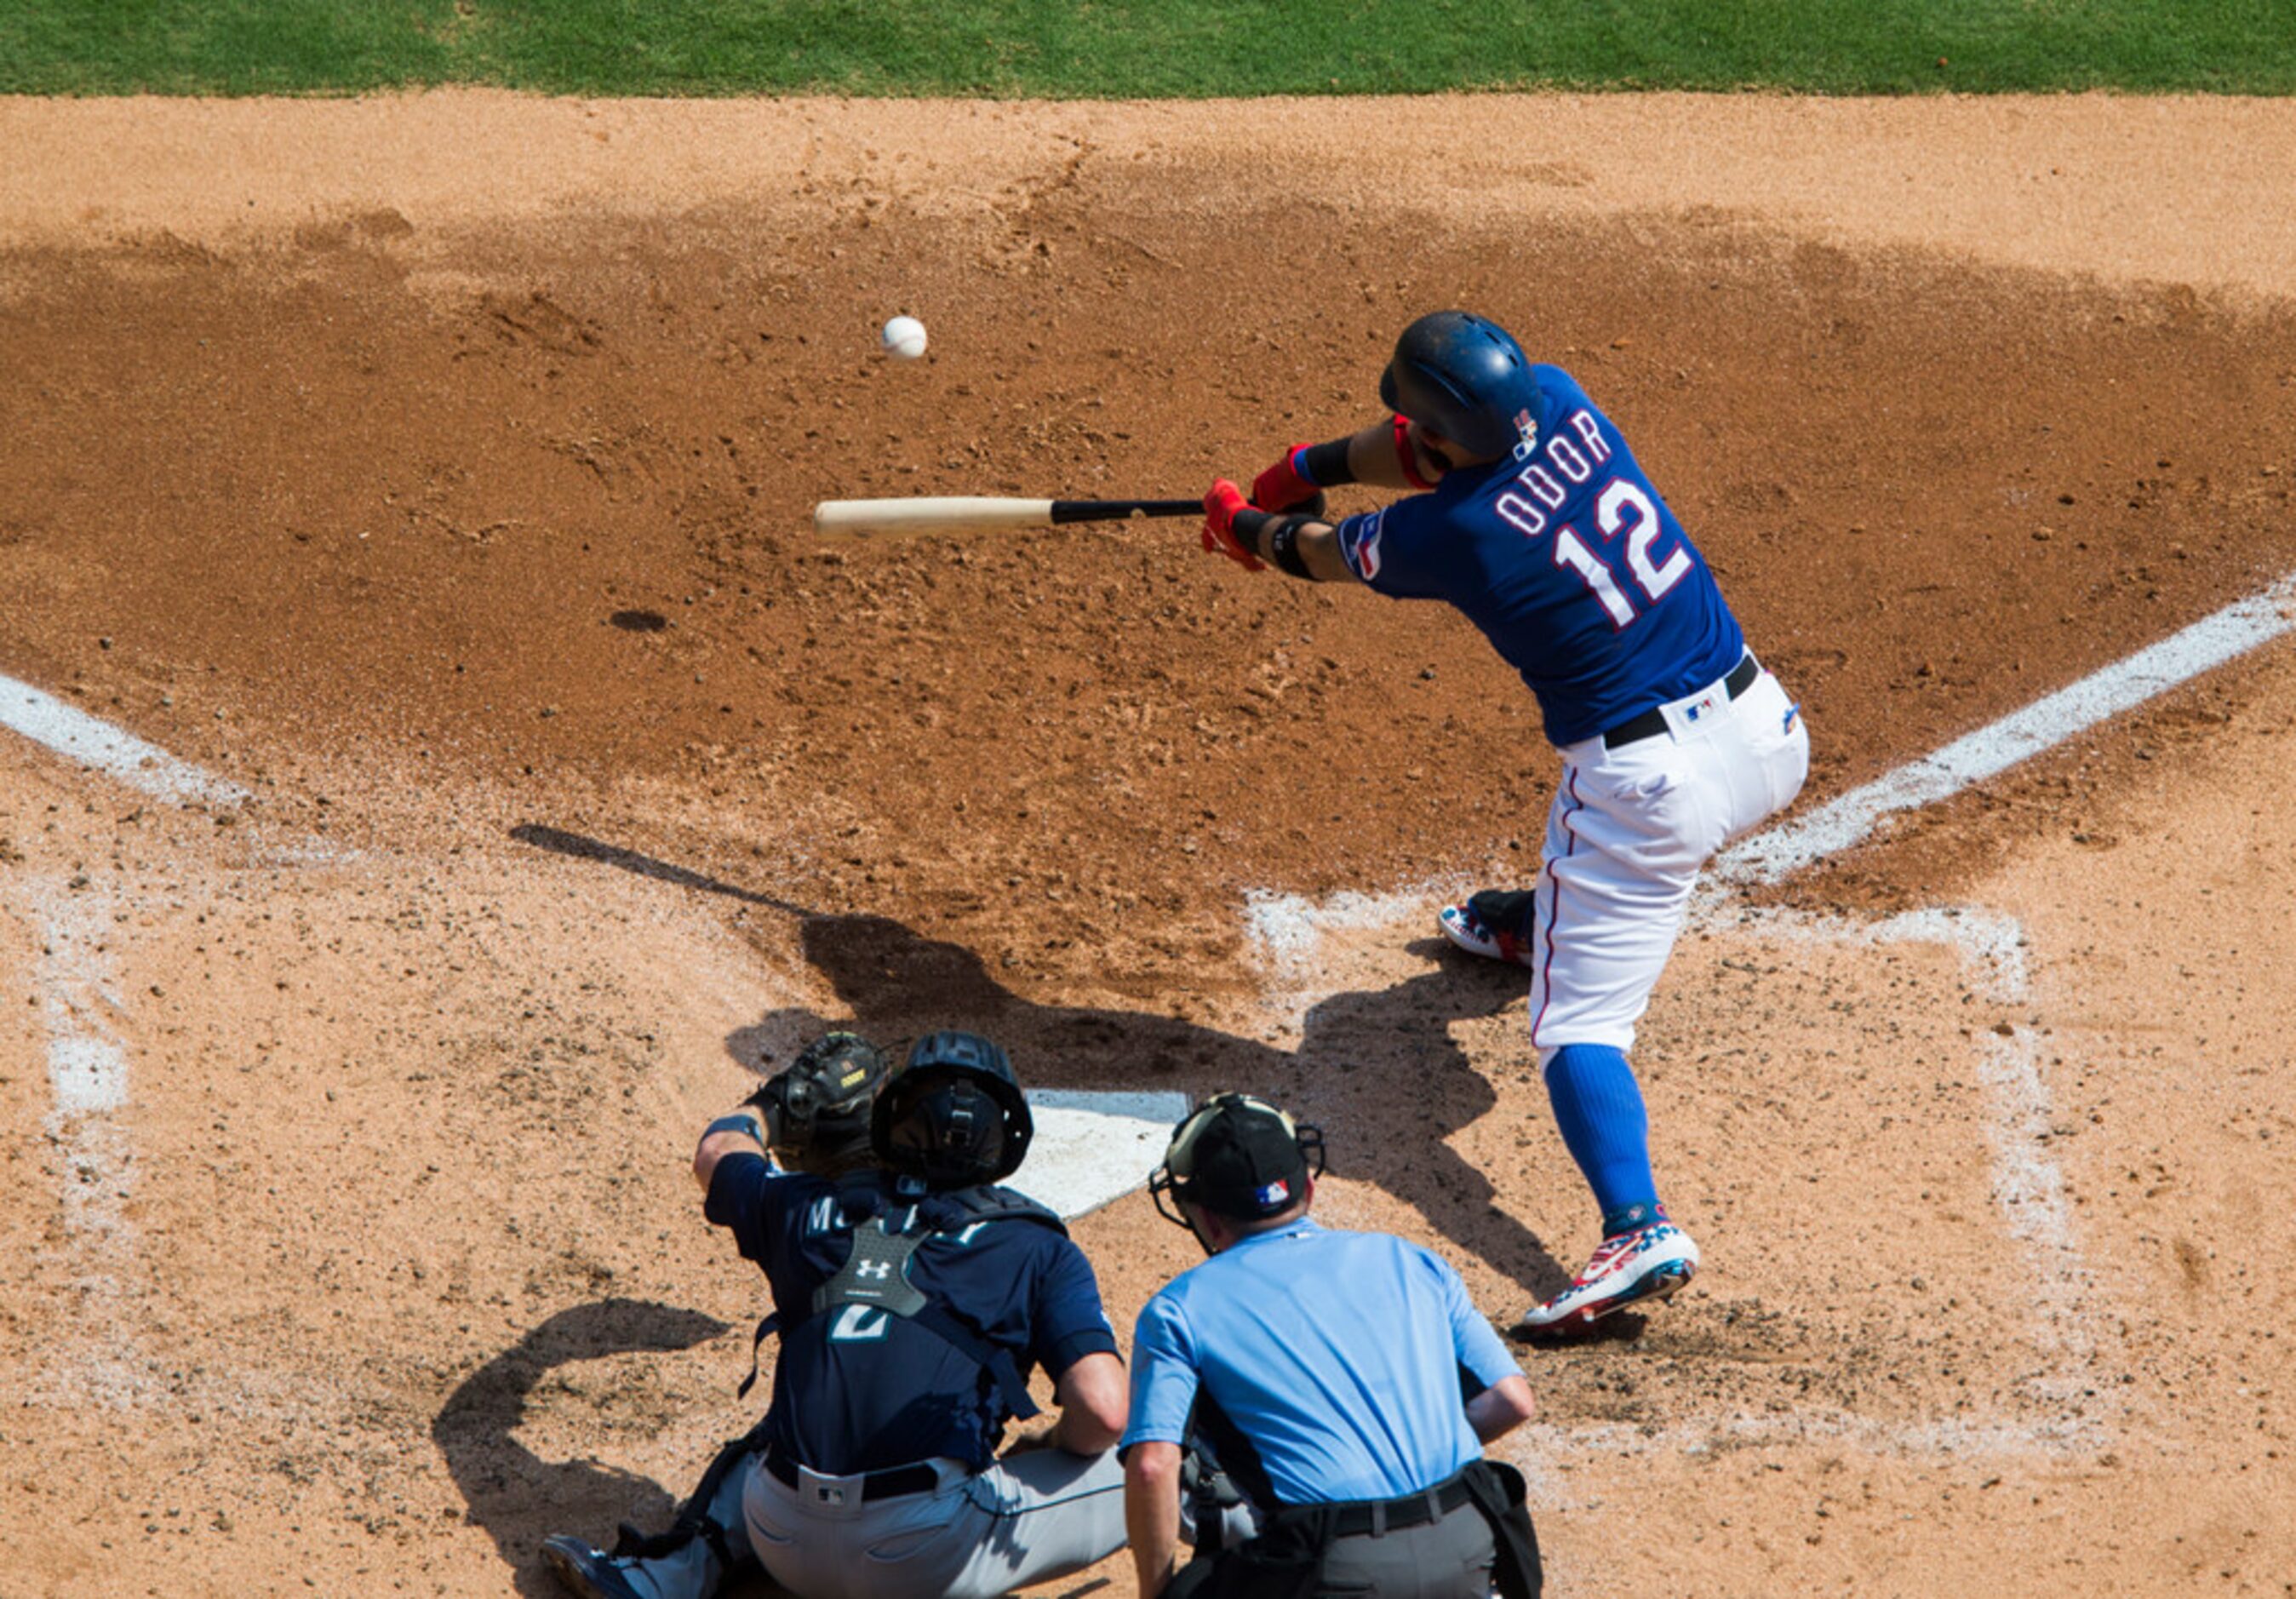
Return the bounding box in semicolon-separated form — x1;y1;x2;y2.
1201;479;1266;573
1251;444;1320;513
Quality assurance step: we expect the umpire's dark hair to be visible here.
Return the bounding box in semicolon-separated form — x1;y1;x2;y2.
870;1031;1034;1189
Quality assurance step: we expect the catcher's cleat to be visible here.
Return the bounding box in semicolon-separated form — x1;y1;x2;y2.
1438;889;1540;969
541;1535;649;1599
1514;1214;1700;1336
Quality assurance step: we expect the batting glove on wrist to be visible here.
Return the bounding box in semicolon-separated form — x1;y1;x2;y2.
1201;479;1267;573
1251;444;1322;513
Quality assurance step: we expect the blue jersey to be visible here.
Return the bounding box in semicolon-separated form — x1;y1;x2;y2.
1336;365;1744;747
706;1156;1118;1474
1121;1220;1520;1506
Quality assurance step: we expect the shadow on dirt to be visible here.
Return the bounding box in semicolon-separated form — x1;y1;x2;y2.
433;1298;730;1597
511;823;1570;1302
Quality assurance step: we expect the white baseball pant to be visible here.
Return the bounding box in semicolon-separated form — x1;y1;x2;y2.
1526;661;1809;1056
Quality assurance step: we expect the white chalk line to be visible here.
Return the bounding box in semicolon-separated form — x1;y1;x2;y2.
0;673;253;1408
1243;569;2296;1462
0;672;248;809
1732;907;2103;1419
28;878;149;1407
1711;569;2296;890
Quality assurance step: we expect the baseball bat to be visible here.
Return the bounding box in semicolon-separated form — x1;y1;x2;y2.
812;496;1200;537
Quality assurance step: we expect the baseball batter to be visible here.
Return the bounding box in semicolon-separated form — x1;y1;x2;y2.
1201;311;1809;1332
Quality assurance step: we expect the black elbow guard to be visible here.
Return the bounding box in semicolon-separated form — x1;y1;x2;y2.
1267;516;1318;581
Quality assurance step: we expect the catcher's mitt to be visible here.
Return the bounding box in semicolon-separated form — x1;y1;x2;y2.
745;1031;890;1176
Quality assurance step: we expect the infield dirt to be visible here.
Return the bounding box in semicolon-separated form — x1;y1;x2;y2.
3;92;2293;1597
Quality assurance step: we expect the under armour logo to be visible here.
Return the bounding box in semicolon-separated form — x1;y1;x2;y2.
856;1260;892;1281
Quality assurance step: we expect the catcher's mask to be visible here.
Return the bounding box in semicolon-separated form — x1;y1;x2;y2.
771;1030;890;1169
870;1031;1033;1189
1148;1092;1327;1230
1378;310;1540;460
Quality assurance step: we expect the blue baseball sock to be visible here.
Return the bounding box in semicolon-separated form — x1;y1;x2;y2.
1543;1044;1661;1236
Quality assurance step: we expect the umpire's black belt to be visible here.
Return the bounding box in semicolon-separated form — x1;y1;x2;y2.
1602;651;1759;750
1320;1470;1477;1538
761;1447;942;1502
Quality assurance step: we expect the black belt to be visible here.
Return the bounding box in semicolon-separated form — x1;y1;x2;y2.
1602;651;1759;749
1324;1472;1476;1538
762;1448;942;1503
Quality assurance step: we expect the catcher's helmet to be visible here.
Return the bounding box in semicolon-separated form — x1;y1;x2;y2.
870;1031;1033;1189
1378;310;1540;460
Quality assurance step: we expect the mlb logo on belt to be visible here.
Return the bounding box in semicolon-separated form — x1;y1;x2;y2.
1682;691;1721;723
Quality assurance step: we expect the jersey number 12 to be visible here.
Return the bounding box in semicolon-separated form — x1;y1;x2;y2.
1553;479;1692;629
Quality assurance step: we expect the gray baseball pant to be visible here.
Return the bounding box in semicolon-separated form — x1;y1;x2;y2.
741;1447;1127;1599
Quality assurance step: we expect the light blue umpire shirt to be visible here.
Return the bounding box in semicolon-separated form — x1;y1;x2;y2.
1121;1218;1521;1504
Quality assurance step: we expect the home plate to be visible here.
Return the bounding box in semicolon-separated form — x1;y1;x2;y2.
1016;1091;1191;1219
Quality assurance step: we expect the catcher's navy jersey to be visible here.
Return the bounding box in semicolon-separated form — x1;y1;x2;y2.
1336;364;1743;747
705;1155;1117;1474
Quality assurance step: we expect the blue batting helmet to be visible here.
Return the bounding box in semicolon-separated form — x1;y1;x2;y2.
1377;311;1540;459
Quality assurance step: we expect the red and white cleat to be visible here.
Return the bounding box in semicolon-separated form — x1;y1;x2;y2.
1437;889;1540;969
1515;1216;1701;1335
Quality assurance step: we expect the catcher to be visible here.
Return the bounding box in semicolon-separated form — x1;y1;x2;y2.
542;1029;1130;1599
541;1030;893;1599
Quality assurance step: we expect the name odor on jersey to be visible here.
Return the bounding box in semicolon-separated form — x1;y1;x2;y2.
1492;408;1617;539
1349;406;1618;582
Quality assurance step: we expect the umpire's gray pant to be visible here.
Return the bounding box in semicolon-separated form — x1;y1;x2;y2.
741;1447;1126;1599
1314;1499;1498;1597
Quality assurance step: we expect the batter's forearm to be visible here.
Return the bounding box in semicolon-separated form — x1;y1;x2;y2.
1344;416;1444;489
1228;506;1354;583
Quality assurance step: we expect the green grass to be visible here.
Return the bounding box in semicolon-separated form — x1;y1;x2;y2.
3;0;2293;95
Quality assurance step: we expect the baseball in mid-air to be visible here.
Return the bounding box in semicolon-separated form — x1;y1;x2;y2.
881;315;928;360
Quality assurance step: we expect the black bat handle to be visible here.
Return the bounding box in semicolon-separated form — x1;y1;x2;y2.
1047;498;1204;524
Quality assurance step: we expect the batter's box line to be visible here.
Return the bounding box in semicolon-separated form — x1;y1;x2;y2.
1242;890;2115;1464
1703;903;2109;1424
1503;1409;2105;1511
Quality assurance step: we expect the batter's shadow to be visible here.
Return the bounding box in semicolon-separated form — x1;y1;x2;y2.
510;822;1572;1303
433;1299;734;1597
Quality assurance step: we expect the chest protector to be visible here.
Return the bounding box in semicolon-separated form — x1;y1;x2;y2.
741;1177;1068;1423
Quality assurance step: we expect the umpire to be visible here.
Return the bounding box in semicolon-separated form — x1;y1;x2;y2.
1123;1094;1543;1599
552;1029;1129;1599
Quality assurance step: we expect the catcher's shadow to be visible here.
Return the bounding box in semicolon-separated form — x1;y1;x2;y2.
515;824;1570;1300
432;1298;729;1597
